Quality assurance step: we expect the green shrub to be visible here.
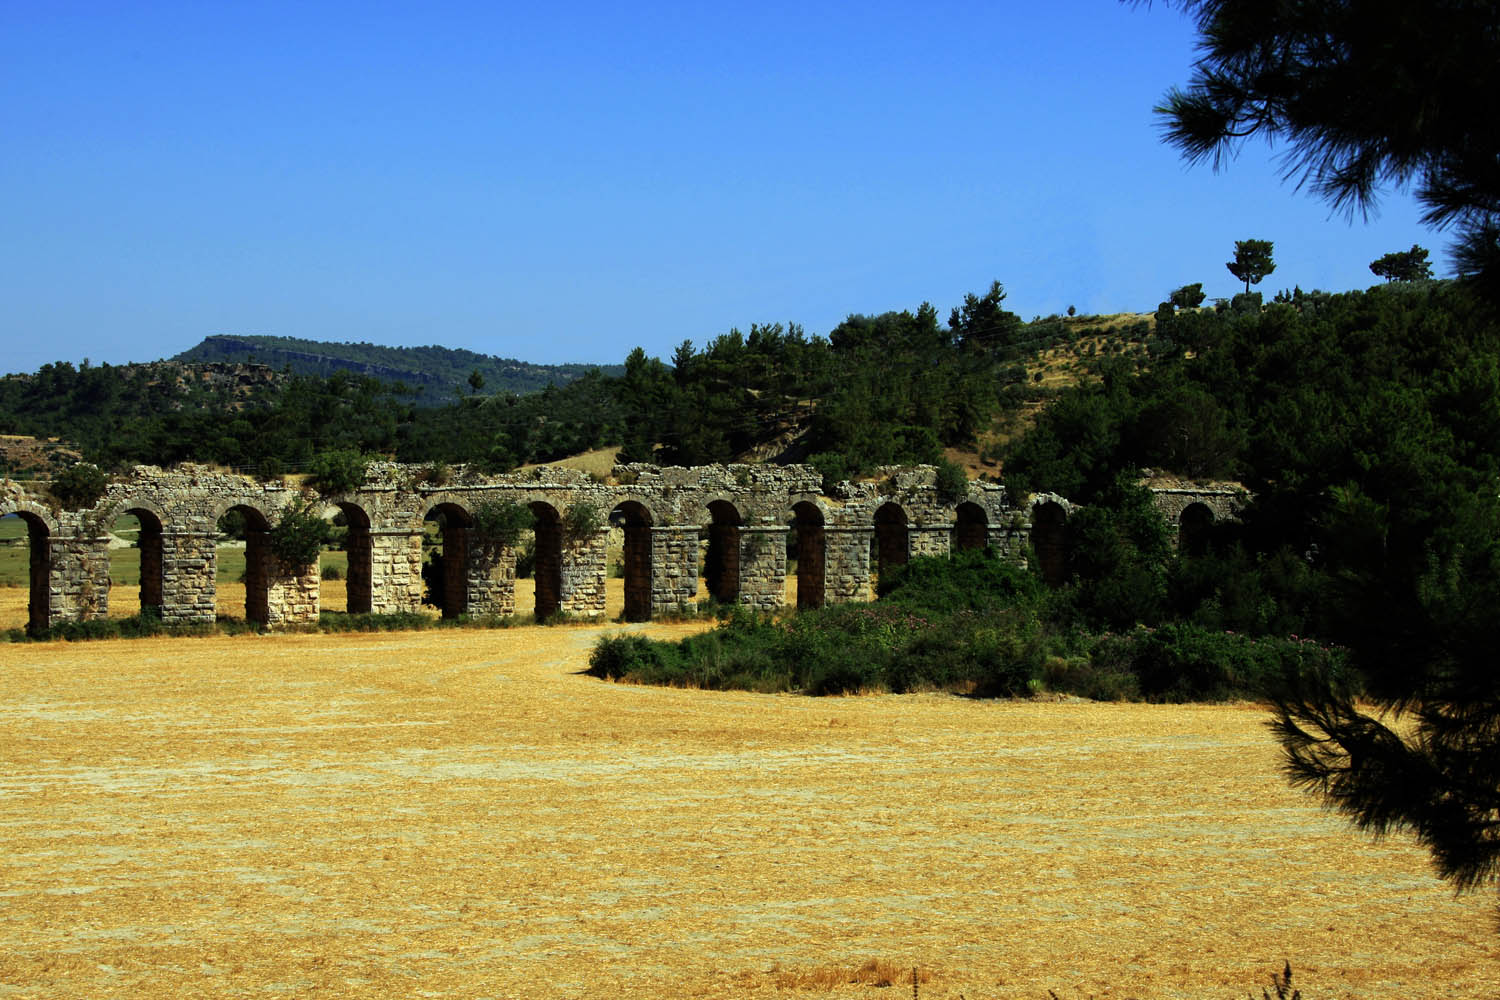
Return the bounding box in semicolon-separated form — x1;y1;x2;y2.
49;462;107;511
1042;655;1139;701
933;458;969;504
562;501;603;541
308;450;370;496
267;499;330;570
808;451;855;494
470;499;531;562
878;548;1042;614
1082;624;1349;702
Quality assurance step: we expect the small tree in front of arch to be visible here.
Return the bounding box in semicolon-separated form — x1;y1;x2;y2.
267;500;330;571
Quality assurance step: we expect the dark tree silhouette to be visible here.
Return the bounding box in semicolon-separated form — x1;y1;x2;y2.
1226;239;1275;294
1146;0;1500;296
1370;245;1434;282
1142;0;1500;903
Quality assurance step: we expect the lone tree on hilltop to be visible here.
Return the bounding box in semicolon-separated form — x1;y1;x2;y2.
1370;245;1434;282
1226;239;1275;294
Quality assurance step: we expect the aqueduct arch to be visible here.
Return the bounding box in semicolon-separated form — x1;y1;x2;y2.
1179;502;1214;555
1031;499;1069;587
789;500;827;610
333;501;374;614
7;461;1027;631
954;501;989;552
873;501;910;578
219;502;274;625
423;501;472;619
1;504;57;635
703;499;743;604
115;505;166;616
611;500;654;622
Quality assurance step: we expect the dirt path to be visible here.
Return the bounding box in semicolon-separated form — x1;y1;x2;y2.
1;625;1496;998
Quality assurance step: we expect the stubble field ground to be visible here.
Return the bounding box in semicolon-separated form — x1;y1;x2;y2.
1;583;1498;999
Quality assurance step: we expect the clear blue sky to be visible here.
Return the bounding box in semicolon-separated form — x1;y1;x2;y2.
1;1;1440;372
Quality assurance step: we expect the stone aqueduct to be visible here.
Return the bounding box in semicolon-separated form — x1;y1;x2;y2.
0;462;1245;634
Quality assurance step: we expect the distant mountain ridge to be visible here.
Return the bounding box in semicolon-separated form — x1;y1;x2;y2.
173;334;621;399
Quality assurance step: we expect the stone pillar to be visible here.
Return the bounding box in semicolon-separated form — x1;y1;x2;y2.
989;524;1030;566
650;525;699;617
45;532;111;625
368;529;424;615
466;546;517;618
909;525;952;560
161;529;218;624
560;527;607;619
266;561;320;625
737;525;787;612
824;526;874;604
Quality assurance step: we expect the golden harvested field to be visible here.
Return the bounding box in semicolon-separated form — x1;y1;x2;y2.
0;575;791;627
3;622;1498;998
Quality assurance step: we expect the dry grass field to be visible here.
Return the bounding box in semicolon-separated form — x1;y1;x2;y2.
3;617;1498;999
0;574;788;627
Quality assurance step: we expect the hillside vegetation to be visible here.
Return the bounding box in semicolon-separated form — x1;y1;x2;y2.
0;282;1152;478
173;334;620;402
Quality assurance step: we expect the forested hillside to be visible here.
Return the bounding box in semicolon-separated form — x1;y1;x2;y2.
0;282;1153;478
173;334;620;401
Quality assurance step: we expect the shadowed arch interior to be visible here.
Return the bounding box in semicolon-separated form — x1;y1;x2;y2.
954;502;989;552
873;502;909;581
1032;502;1068;587
219;505;273;624
530;501;563;620
1179;502;1214;555
4;511;52;635
611;501;653;622
121;508;165;615
791;501;825;610
703;500;742;604
337;502;373;614
423;502;472;619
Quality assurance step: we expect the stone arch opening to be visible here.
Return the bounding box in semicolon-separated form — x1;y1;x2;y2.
116;508;165;616
611;500;653;622
335;502;374;614
1179;502;1214;556
218;504;273;624
703;500;742;604
3;510;52;635
873;502;909;588
1032;501;1068;587
530;501;563;620
422;502;472;619
954;502;989;552
790;501;825;610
